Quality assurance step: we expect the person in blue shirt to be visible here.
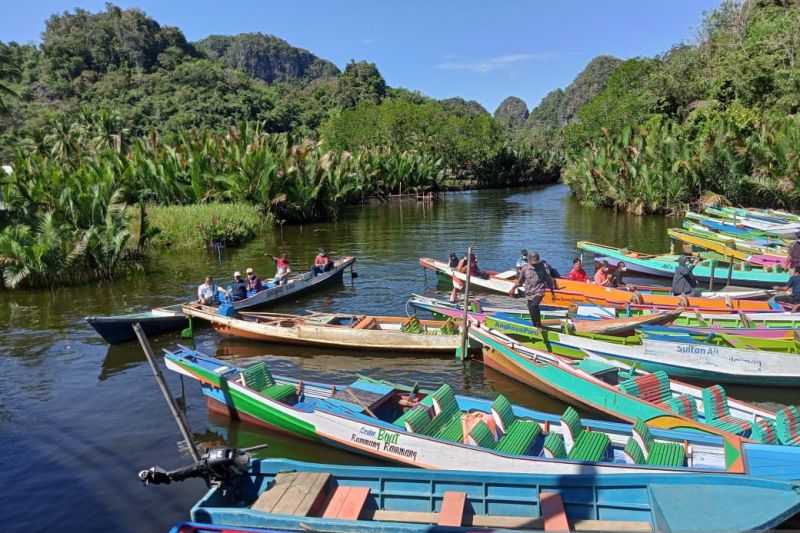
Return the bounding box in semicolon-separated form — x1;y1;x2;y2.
774;269;800;311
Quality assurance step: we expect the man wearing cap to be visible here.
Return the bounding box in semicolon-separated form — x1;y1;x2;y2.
508;252;556;329
230;271;247;301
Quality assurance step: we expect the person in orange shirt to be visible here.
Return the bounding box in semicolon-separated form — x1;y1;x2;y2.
593;261;612;286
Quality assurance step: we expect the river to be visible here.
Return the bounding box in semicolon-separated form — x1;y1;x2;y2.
1;184;794;532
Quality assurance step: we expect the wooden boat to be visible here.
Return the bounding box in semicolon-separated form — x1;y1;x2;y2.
177;458;800;533
86;305;188;344
181;303;462;352
705;206;800;235
577;241;790;288
682;220;789;255
408;295;681;337
166;346;800;480
487;314;800;386
686;212;792;241
86;257;355;344
469;325;799;446
420;257;780;312
668;228;786;268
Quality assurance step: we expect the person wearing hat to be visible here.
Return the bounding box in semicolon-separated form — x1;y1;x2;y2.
230;271;247;301
312;249;333;276
246;267;263;293
508;251;556;329
515;249;528;272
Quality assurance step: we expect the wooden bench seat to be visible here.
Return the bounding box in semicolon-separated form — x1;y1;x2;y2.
438;491;467;526
252;472;331;516
322;486;371;520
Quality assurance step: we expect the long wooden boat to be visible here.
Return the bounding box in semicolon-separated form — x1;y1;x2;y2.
705;206;800;235
577;241;790;288
177;458;800;533
86;257;355;344
181;303;462;352
668;228;786;268
408;295;681;337
714;206;800;224
682;221;789;257
486;314;800;386
686;212;791;241
469;325;798;447
420;257;780;312
166;346;800;480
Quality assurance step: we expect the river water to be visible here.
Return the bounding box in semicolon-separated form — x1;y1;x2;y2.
1;184;794;532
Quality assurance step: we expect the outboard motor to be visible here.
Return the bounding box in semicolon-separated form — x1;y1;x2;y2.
139;446;265;486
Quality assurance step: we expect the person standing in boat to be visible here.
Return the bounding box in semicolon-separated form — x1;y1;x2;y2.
449;254;468;302
230;271;247;301
567;257;588;282
271;254;291;285
508;252;555;329
197;276;227;305
312;249;334;275
516;249;528;272
672;256;698;296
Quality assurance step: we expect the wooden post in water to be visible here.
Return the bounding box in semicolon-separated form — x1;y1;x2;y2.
458;246;473;361
134;323;201;462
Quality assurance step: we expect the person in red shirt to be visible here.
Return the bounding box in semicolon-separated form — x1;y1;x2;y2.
312;249;333;276
566;257;588;282
271;254;291;285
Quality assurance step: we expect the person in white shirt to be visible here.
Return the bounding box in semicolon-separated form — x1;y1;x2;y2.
197;276;227;305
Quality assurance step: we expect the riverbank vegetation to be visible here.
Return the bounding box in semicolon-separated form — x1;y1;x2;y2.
0;4;559;288
496;0;800;214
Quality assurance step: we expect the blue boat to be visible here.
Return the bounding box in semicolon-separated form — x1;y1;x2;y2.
179;458;800;533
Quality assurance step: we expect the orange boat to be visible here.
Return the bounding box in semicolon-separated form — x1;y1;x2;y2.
420;257;779;313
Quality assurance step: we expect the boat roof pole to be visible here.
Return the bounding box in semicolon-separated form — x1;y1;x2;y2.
134;322;201;462
458;245;473;360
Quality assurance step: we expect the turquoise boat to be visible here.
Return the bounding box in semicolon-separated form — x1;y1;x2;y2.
577;241;790;288
180;458;800;533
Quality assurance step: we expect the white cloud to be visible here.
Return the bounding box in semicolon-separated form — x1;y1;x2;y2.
435;52;555;73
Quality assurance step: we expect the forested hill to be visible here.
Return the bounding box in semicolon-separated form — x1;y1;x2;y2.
195;33;340;84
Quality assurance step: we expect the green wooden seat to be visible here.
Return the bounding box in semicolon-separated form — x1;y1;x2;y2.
664;394;698;420
701;385;751;436
750;418;777;444
776;406;800;446
241;362;296;401
491;395;517;433
469;421;497;449
542;432;566;459
496;420;541;455
430;384;457;416
623;437;646;464
396;405;431;432
561;407;610;462
434;414;464;442
632;419;685;467
618;371;672;404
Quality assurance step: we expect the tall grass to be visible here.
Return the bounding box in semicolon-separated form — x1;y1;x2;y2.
128;203;264;250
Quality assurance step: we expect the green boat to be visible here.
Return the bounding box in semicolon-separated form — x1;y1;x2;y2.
577;240;790;288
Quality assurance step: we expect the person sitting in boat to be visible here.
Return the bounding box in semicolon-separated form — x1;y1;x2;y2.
610;261;627;288
272;254;291;285
672;256;699;296
515;249;528;272
788;232;800;271
312;249;334;276
448;252;459;268
773;268;800;311
230;271;247;301
246;267;263;294
197;276;227;305
567;257;588;282
468;253;488;279
593;261;612;286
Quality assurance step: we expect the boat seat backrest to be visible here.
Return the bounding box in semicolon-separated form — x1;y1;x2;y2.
623;437;646;465
354;317;378;330
242;362;276;391
542;432;567;459
469;421;497;449
491;394;516;434
560;407;584;451
751;418;778;444
776;406;800;445
431;384;457;417
401;406;432;433
632;419;655;459
618;371;671;404
663;394;698;420
702;385;730;421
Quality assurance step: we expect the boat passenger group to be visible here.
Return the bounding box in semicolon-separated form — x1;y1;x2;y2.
196;249;335;305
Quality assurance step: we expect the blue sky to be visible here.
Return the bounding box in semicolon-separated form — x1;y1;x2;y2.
4;1;722;113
